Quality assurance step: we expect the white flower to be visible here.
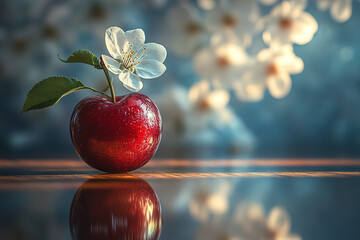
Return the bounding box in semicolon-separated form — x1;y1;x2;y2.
205;1;260;46
197;0;217;10
0;25;61;84
185;81;253;154
206;0;260;46
234;202;302;240
157;80;231;148
155;81;229;144
189;80;230;112
102;26;166;91
164;3;205;57
317;0;354;23
234;45;303;101
155;82;254;156
186;80;230;133
194;43;248;88
262;0;318;45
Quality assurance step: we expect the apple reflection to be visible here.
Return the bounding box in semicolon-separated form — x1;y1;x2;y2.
69;175;162;240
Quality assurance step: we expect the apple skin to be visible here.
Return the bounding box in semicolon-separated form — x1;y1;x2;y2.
69;175;162;240
70;93;162;173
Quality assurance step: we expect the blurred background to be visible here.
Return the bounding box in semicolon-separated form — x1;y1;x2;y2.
0;0;359;160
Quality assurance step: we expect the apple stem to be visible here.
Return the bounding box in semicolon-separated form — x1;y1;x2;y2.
100;56;117;103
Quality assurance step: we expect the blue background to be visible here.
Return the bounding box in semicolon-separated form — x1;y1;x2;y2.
0;0;359;159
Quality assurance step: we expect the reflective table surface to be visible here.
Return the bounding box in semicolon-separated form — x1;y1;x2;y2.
1;159;360;240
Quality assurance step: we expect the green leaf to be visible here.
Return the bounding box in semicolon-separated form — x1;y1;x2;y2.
58;49;102;69
21;76;86;113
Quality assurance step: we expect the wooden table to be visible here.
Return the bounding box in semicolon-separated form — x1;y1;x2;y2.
1;159;360;239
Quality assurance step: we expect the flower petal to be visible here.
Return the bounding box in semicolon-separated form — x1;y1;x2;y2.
317;0;330;10
234;81;264;102
277;54;304;74
136;59;166;79
290;13;318;45
125;29;146;51
189;80;210;103
278;234;302;240
267;206;291;236
118;70;129;82
194;47;219;78
267;73;292;98
101;55;121;74
143;43;167;63
118;70;143;92
331;0;352;23
234;202;265;223
289;0;307;18
105;26;125;59
205;89;230;110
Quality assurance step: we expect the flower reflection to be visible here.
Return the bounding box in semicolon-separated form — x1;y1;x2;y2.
234;202;301;240
187;180;232;222
69;175;162;240
194;200;301;240
196;219;241;240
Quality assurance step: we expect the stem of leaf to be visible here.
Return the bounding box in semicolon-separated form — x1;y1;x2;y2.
83;87;112;99
57;86;111;101
100;56;117;103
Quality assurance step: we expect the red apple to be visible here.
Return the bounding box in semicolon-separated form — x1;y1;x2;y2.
70;93;162;173
69;175;162;240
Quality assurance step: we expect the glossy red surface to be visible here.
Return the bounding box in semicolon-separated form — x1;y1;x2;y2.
69;176;162;240
70;93;162;173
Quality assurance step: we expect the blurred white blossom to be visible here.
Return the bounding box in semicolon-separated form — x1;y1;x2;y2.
194;43;248;88
197;0;217;10
189;80;230;112
234;45;303;100
205;0;260;46
157;81;230;138
317;0;355;23
164;3;206;56
0;26;56;83
187;81;255;154
156;82;254;156
262;0;318;45
74;0;133;44
186;80;230;132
